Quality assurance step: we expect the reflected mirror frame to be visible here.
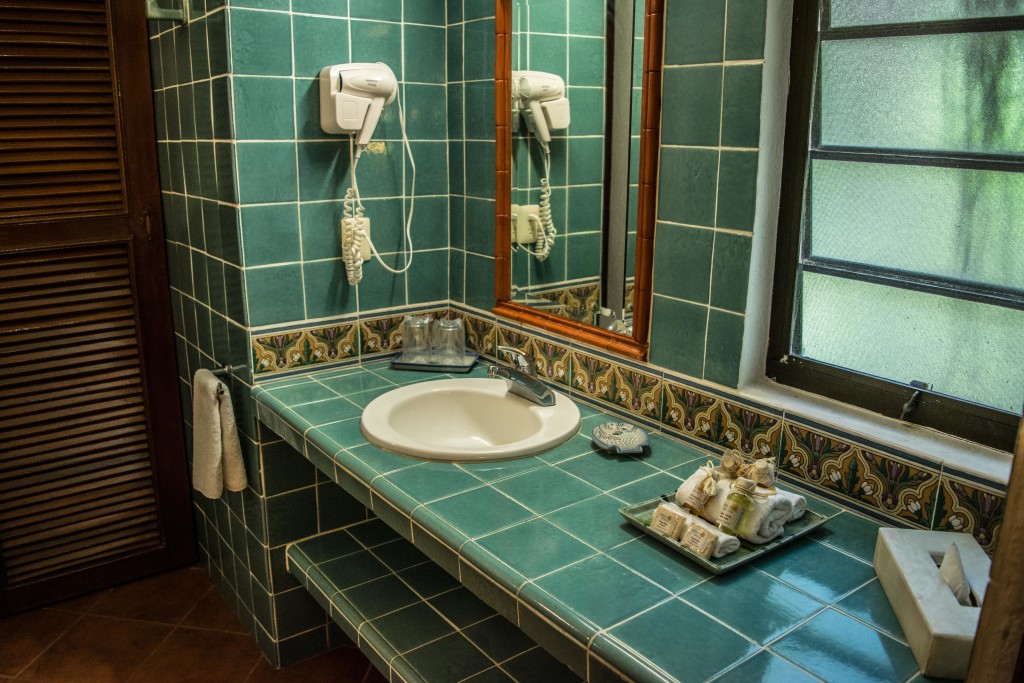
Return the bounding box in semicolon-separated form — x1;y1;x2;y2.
493;0;664;360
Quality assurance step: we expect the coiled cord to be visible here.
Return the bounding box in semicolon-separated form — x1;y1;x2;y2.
531;147;557;260
341;185;365;285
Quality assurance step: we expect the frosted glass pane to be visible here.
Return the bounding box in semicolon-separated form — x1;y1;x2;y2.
809;159;1024;291
820;32;1024;154
831;0;1024;27
798;272;1024;413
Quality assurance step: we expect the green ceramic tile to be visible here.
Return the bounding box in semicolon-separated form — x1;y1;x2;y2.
407;141;449;195
261;440;316;496
265;487;319;546
355;260;406;312
235;142;297;204
567;137;604;185
231;9;292;76
404;24;446;84
556;452;662;493
648;295;708;378
662;66;723;147
291;0;347;16
704;309;744;387
664;0;726;66
501;647;580;682
716;150;758;232
569;0;603;36
290;396;362;427
605;471;686;506
447;24;464;83
301;260;357;320
193;82;213;139
396;560;461;600
427;586;496;629
566;86;604;138
465;254;496;311
657;146;718;227
457;456;546;483
810;510;883;564
566;233;601;279
725;0;767;61
350;20;403;79
710;232;752;313
713;651;820;683
404;84;447;140
755;539;876;604
465;142;496;199
316;480;367;530
233;77;295;140
352;141;404;197
318;370;394;396
292;15;349;78
568;36;604;87
834;580;907;643
464;0;493;21
404;1;445;25
566;185;602;234
722;64;763;149
470;518;596;585
530;555;672;638
318;546;393;589
274;586;328;637
602;597;758;682
492;466;601;515
399;632;494;680
464;19;496;81
682;569;824;644
772;609;918;682
297;200;344;259
369;537;431;573
425;486;536;539
350;0;401;21
383;464;484;505
407;249;450;305
545;494;644;552
606;537;710;595
240;204;300;267
653;223;713;303
464;80;494;141
529;0;568;33
244;264;304;326
207;12;229;76
463;615;537;664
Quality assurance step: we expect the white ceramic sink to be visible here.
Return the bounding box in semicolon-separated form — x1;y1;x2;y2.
360;378;581;461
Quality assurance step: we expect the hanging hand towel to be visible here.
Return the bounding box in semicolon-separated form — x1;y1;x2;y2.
192;369;247;499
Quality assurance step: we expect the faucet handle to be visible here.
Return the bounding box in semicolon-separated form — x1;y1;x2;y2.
496;345;534;374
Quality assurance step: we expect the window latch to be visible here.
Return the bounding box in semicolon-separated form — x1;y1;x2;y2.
900;380;932;421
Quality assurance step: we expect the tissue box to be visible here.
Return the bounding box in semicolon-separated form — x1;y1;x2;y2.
874;529;990;679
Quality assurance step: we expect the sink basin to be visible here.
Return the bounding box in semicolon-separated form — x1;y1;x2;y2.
360;378;581;461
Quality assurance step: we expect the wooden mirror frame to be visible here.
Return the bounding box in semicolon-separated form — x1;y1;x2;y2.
492;0;664;360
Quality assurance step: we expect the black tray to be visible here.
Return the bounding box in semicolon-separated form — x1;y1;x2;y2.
389;351;479;373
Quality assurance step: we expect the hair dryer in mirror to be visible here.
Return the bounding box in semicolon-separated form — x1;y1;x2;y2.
318;63;398;151
514;70;571;150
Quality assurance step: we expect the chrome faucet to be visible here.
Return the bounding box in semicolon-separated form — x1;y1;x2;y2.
488;345;556;407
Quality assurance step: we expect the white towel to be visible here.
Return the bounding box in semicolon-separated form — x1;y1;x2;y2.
192;369;247;498
676;478;802;545
776;488;807;522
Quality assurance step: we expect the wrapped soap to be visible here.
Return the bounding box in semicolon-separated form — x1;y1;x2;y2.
649;501;689;540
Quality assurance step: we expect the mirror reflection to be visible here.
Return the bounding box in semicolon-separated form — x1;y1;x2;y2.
508;0;644;335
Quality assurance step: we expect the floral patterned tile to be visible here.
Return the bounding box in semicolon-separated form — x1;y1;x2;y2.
933;476;1004;554
661;381;719;442
568;351;662;423
569;351;616;406
779;422;938;528
252;325;358;375
496;325;532;358
531;338;573;387
463;314;497;358
722;402;782;459
359;315;405;357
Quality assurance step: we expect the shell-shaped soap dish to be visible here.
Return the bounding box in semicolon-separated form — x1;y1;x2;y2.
591;422;649;455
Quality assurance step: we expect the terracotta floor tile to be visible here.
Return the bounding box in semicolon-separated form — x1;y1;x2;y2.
0;609;79;677
179;588;247;634
16;614;172;683
50;590;110;614
244;646;379;683
127;626;262;683
87;567;213;624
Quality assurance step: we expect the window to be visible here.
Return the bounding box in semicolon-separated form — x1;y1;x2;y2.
770;0;1024;451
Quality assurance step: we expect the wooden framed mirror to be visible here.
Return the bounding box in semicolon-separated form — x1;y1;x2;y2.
493;0;664;360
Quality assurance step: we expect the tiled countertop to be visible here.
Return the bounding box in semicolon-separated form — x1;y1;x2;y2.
253;360;926;683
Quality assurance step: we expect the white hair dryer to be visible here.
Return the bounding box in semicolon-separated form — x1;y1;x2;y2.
318;63;398;149
515;70;571;149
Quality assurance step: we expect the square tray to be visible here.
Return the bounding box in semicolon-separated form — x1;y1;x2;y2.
389;351;479;373
619;495;829;574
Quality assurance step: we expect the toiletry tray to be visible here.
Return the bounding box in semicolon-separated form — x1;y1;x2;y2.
390;351;479;373
619;496;829;574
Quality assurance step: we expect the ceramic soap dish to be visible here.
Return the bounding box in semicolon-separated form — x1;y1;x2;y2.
592;422;649;455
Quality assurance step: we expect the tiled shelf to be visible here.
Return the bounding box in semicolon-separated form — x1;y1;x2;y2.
255;360;925;683
287;523;579;682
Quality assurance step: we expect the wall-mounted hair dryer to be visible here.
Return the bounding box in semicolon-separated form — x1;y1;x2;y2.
318;63;398;149
515;70;571;149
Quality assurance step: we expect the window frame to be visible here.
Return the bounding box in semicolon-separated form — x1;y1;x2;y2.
768;0;1023;452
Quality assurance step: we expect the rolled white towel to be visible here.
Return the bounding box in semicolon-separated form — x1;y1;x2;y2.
676;478;794;545
774;488;807;522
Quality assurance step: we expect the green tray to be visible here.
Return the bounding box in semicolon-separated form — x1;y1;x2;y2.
619;495;829;574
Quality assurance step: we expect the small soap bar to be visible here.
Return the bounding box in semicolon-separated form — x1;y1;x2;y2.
649;502;689;540
591;422;649;455
681;524;716;559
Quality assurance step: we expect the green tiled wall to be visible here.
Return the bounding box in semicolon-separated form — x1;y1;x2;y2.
647;0;764;387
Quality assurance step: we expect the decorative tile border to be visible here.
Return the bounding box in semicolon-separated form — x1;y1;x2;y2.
250;302;1008;554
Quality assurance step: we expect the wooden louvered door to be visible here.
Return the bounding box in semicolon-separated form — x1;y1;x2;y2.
0;0;195;613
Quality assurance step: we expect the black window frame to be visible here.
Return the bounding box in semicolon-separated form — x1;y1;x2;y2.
768;0;1024;452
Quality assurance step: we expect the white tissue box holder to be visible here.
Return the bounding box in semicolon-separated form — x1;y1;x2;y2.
873;529;990;679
